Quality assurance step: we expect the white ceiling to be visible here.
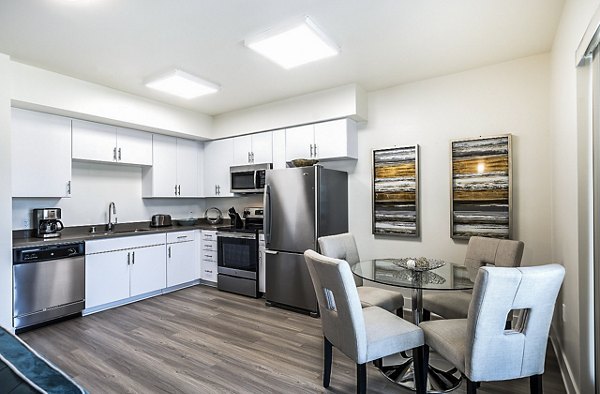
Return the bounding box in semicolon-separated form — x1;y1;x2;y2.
0;0;564;116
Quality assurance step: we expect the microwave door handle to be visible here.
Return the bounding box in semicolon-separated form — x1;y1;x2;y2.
254;170;259;189
264;184;271;245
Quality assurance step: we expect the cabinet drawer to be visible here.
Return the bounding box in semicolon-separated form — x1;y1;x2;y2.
86;233;166;255
202;231;217;241
201;250;217;262
167;230;196;244
202;241;217;252
201;261;217;282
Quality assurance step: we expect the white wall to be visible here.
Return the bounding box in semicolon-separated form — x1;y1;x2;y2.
550;1;600;392
0;54;13;329
11;61;213;140
349;54;552;269
12;162;207;229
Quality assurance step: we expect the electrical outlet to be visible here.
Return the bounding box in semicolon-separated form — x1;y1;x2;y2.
562;303;566;322
23;219;30;229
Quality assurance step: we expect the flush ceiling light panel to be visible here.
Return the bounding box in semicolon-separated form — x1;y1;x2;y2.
245;16;339;69
145;69;219;99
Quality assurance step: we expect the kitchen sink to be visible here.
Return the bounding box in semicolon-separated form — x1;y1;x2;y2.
89;227;151;236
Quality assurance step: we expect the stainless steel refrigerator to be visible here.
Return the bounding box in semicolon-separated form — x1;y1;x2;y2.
263;166;348;315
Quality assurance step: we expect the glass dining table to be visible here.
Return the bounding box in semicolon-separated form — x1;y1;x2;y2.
350;258;474;393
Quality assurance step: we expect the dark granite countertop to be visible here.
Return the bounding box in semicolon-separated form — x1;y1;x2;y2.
13;219;230;249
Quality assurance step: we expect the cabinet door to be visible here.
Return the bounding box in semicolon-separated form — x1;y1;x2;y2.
251;131;273;164
130;244;167;297
203;139;234;197
150;134;178;197
176;138;199;197
285;124;313;161
167;241;197;287
314;119;358;160
72;120;117;162
116;127;153;166
233;135;252;165
85;250;130;309
11;109;72;198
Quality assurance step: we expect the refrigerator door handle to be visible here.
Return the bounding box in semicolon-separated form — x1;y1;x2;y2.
263;184;272;245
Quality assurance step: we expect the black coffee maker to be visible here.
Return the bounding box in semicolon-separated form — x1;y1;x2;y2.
33;208;64;238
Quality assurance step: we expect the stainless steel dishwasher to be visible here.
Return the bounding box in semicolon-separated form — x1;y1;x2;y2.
13;242;85;331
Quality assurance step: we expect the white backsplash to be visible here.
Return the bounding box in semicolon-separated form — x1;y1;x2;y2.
12;161;264;230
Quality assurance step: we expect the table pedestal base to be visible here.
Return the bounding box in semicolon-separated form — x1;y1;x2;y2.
378;354;462;393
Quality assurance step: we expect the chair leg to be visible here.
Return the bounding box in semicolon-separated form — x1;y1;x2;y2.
466;378;477;394
412;346;427;394
323;337;332;388
423;309;431;321
357;363;367;394
396;307;404;319
530;374;543;394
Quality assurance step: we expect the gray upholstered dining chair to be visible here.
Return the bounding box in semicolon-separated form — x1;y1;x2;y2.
304;250;426;394
419;264;565;394
422;236;524;323
318;233;405;317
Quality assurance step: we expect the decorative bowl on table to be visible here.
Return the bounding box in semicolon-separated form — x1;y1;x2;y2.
392;257;445;272
290;158;319;167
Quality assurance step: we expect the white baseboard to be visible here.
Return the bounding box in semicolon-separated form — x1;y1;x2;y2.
549;325;579;394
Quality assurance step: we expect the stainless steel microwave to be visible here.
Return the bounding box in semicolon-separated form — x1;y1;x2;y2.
230;163;272;193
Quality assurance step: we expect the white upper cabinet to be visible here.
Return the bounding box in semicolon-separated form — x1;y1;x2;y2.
11;108;73;198
285;119;358;162
115;127;153;165
176;138;199;198
142;134;199;198
232;131;273;165
285;124;313;161
72;120;152;165
203;138;234;197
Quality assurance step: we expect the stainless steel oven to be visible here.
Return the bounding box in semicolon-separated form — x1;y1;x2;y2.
217;231;259;297
230;163;271;193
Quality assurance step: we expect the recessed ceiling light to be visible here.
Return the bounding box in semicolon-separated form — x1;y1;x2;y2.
245;16;339;69
145;69;219;99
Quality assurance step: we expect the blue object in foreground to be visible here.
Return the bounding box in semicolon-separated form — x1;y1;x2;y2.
0;326;86;394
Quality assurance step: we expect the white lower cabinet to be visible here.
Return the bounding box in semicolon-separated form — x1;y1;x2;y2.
166;231;198;287
200;230;218;283
85;234;166;310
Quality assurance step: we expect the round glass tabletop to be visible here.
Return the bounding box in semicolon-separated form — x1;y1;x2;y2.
350;258;474;291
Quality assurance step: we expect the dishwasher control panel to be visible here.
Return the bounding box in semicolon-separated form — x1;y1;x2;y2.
14;242;85;264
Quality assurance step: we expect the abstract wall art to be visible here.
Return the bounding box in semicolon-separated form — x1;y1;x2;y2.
450;135;512;239
372;145;419;237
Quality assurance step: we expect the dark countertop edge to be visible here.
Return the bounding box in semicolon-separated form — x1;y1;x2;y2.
13;219;230;249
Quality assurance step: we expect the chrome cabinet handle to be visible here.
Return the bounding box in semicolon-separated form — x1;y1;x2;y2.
215;185;218;195
168;246;171;259
251;152;254;163
175;184;178;196
118;147;122;161
248;152;251;163
113;147;117;161
309;144;314;157
314;144;317;157
127;252;130;265
132;251;135;264
67;181;71;195
177;185;181;195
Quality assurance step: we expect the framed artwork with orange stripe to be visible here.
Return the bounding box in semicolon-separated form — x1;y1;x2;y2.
372;145;419;237
450;134;512;239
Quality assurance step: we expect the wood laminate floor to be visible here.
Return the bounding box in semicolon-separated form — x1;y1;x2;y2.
20;285;566;393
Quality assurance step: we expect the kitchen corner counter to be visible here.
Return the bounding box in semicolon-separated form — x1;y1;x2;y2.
13;220;228;249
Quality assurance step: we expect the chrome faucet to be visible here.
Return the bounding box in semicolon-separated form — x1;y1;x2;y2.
106;202;117;231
